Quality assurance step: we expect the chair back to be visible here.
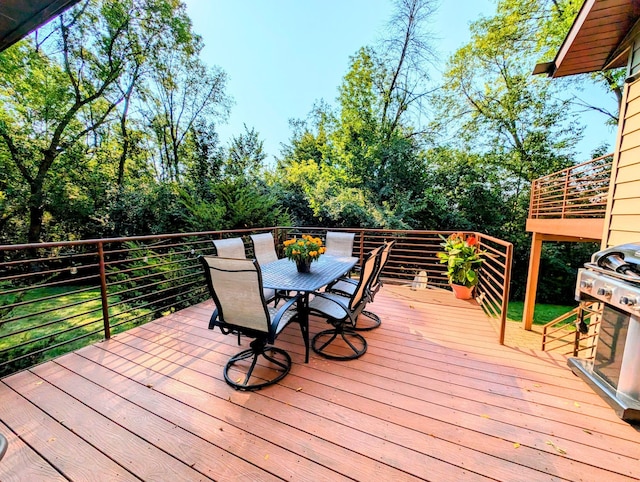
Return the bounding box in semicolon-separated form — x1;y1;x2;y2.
370;240;395;293
250;232;279;265
212;237;246;258
200;256;271;333
349;246;381;311
325;231;355;257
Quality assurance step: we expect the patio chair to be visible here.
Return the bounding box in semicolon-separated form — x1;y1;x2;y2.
325;231;355;257
214;236;276;303
0;433;6;461
325;240;395;330
307;245;381;360
200;256;301;391
249;232;279;265
250;232;288;304
212;237;246;259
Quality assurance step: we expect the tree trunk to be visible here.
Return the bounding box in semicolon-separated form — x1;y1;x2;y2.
27;183;44;244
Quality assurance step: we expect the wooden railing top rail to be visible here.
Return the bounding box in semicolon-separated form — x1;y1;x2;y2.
528;153;613;220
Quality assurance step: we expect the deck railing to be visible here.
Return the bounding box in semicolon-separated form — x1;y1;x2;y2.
0;227;512;376
541;301;601;357
528;153;613;220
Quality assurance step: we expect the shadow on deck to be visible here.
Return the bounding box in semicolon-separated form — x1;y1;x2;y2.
1;286;639;481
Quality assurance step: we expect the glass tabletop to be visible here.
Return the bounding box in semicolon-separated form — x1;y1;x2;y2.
260;255;358;292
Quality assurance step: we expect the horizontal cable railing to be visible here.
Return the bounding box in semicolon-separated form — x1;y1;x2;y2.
541;301;601;358
0;227;512;376
529;153;613;220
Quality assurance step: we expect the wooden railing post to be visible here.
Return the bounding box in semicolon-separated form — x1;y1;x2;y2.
561;168;571;219
573;307;584;356
97;241;111;339
499;242;513;345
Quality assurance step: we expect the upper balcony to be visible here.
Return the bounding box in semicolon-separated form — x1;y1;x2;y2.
526;154;613;241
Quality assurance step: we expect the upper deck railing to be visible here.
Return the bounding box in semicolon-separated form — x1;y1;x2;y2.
0;227;512;376
528;154;613;220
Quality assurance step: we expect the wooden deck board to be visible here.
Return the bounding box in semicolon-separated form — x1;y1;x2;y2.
1;286;639;481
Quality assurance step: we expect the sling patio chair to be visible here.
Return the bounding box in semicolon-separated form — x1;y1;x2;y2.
214;236;276;304
0;433;7;461
249;232;279;265
212;237;246;259
307;245;382;360
200;256;302;390
325;240;395;330
250;232;288;304
325;231;355;257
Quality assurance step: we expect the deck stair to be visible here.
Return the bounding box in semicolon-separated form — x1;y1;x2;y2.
541;301;601;357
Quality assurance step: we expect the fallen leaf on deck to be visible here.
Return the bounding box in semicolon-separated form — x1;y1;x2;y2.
35;381;43;385
145;384;153;388
513;443;520;449
583;429;592;435
47;437;56;442
264;454;270;460
480;414;490;419
534;384;541;388
296;387;303;392
574;402;581;407
546;440;567;454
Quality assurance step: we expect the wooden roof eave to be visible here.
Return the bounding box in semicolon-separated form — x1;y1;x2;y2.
533;0;640;78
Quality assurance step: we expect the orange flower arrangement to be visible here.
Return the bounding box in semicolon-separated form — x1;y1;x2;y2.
283;235;326;263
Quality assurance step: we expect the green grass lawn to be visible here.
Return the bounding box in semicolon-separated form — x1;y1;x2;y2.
0;284;154;375
507;301;577;325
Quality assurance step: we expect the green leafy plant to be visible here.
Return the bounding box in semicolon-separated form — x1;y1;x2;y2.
437;233;486;288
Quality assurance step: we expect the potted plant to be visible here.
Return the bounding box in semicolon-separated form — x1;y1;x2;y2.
283;235;326;272
437;233;485;299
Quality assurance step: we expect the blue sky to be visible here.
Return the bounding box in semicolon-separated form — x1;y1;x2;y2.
183;0;616;163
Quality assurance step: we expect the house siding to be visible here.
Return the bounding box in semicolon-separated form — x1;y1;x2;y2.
604;58;640;247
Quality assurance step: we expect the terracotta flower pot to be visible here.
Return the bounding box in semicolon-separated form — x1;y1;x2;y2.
451;283;474;300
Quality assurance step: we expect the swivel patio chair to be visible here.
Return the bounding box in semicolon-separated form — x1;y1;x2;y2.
307;245;381;360
325;231;355;258
326;240;395;330
212;237;246;259
200;256;301;391
0;432;7;461
250;232;288;304
249;232;279;265
214;236;276;303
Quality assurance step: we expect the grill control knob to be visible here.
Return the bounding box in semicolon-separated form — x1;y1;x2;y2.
620;296;636;306
580;279;593;290
597;287;612;298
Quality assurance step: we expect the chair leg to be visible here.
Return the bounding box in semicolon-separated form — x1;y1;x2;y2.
223;339;291;391
353;310;382;331
312;326;367;360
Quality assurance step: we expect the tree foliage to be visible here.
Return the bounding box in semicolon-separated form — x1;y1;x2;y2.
0;0;620;307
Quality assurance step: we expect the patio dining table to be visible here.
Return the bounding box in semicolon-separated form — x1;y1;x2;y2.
260;255;358;363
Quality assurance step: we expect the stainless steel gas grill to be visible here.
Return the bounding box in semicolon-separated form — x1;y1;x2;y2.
570;243;640;422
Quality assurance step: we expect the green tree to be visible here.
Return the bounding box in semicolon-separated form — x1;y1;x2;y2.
144;49;230;182
0;0;210;244
225;124;267;179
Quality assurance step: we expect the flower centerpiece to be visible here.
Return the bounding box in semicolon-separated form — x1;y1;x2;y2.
283;235;326;272
437;233;485;299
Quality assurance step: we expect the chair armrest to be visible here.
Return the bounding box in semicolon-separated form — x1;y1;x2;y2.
273;292;303;322
309;291;357;325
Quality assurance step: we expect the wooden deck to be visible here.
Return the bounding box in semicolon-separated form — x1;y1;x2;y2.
1;286;639;481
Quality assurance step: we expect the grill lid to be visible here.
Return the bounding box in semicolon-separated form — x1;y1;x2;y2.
588;243;640;282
